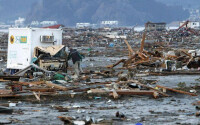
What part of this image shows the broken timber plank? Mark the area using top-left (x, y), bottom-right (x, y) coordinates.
top-left (124, 39), bottom-right (134, 57)
top-left (0, 76), bottom-right (20, 81)
top-left (0, 94), bottom-right (21, 98)
top-left (140, 31), bottom-right (146, 52)
top-left (133, 60), bottom-right (150, 65)
top-left (128, 80), bottom-right (169, 97)
top-left (25, 88), bottom-right (55, 92)
top-left (156, 85), bottom-right (197, 96)
top-left (116, 90), bottom-right (158, 98)
top-left (112, 90), bottom-right (119, 99)
top-left (33, 92), bottom-right (40, 101)
top-left (181, 50), bottom-right (192, 58)
top-left (0, 79), bottom-right (10, 82)
top-left (88, 89), bottom-right (109, 94)
top-left (106, 59), bottom-right (126, 68)
top-left (45, 81), bottom-right (68, 91)
top-left (15, 81), bottom-right (45, 86)
top-left (123, 54), bottom-right (137, 67)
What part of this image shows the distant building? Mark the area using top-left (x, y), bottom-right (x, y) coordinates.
top-left (179, 21), bottom-right (200, 29)
top-left (145, 22), bottom-right (166, 31)
top-left (31, 21), bottom-right (40, 26)
top-left (76, 23), bottom-right (91, 28)
top-left (40, 21), bottom-right (57, 27)
top-left (101, 21), bottom-right (119, 27)
top-left (76, 23), bottom-right (97, 28)
top-left (15, 17), bottom-right (25, 27)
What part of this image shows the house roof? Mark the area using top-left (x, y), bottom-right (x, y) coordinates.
top-left (42, 24), bottom-right (64, 29)
top-left (35, 45), bottom-right (65, 56)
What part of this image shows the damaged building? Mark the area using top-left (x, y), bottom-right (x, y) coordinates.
top-left (145, 22), bottom-right (166, 31)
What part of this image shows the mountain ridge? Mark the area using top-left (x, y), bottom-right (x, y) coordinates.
top-left (0, 0), bottom-right (189, 26)
top-left (26, 0), bottom-right (189, 26)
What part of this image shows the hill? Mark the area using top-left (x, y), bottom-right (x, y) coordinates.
top-left (0, 0), bottom-right (189, 26)
top-left (26, 0), bottom-right (189, 26)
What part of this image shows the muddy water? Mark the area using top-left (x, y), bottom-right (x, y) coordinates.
top-left (0, 73), bottom-right (199, 125)
top-left (0, 92), bottom-right (199, 125)
top-left (143, 75), bottom-right (200, 87)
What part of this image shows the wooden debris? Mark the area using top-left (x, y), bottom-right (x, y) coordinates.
top-left (14, 81), bottom-right (45, 86)
top-left (54, 106), bottom-right (68, 112)
top-left (25, 88), bottom-right (55, 92)
top-left (88, 89), bottom-right (109, 94)
top-left (156, 85), bottom-right (197, 96)
top-left (124, 39), bottom-right (134, 56)
top-left (123, 54), bottom-right (137, 67)
top-left (33, 92), bottom-right (40, 101)
top-left (0, 90), bottom-right (12, 95)
top-left (112, 90), bottom-right (119, 99)
top-left (58, 116), bottom-right (73, 124)
top-left (0, 79), bottom-right (10, 82)
top-left (0, 76), bottom-right (20, 81)
top-left (140, 31), bottom-right (146, 52)
top-left (106, 59), bottom-right (126, 68)
top-left (45, 81), bottom-right (68, 91)
top-left (196, 112), bottom-right (200, 117)
top-left (128, 80), bottom-right (169, 97)
top-left (153, 92), bottom-right (159, 98)
top-left (181, 50), bottom-right (192, 58)
top-left (116, 90), bottom-right (156, 98)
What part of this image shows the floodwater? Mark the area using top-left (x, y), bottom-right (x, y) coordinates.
top-left (0, 93), bottom-right (199, 124)
top-left (0, 74), bottom-right (199, 125)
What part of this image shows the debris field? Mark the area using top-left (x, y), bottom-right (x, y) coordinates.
top-left (0, 25), bottom-right (200, 125)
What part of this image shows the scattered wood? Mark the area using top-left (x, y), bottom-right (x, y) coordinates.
top-left (87, 81), bottom-right (112, 85)
top-left (16, 81), bottom-right (45, 86)
top-left (140, 31), bottom-right (146, 52)
top-left (124, 39), bottom-right (134, 57)
top-left (0, 79), bottom-right (10, 82)
top-left (88, 89), bottom-right (109, 94)
top-left (58, 116), bottom-right (73, 124)
top-left (25, 88), bottom-right (55, 92)
top-left (54, 106), bottom-right (68, 112)
top-left (123, 54), bottom-right (137, 67)
top-left (181, 50), bottom-right (192, 58)
top-left (0, 76), bottom-right (20, 81)
top-left (116, 90), bottom-right (156, 98)
top-left (0, 90), bottom-right (12, 95)
top-left (156, 85), bottom-right (197, 96)
top-left (45, 81), bottom-right (68, 91)
top-left (106, 59), bottom-right (126, 68)
top-left (112, 90), bottom-right (119, 99)
top-left (153, 92), bottom-right (159, 98)
top-left (128, 80), bottom-right (169, 97)
top-left (33, 92), bottom-right (40, 101)
top-left (0, 94), bottom-right (21, 98)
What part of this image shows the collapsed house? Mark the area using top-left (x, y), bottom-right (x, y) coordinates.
top-left (33, 45), bottom-right (67, 72)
